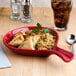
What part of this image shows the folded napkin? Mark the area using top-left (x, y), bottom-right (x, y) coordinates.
top-left (0, 45), bottom-right (11, 69)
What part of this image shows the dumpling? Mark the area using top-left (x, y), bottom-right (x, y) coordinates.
top-left (18, 35), bottom-right (40, 50)
top-left (18, 36), bottom-right (35, 50)
top-left (8, 31), bottom-right (25, 47)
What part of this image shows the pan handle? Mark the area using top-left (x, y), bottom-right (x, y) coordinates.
top-left (52, 47), bottom-right (74, 62)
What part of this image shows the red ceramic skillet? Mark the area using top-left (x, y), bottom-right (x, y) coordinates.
top-left (3, 26), bottom-right (74, 62)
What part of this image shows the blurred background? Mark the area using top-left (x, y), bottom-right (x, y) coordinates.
top-left (0, 0), bottom-right (76, 7)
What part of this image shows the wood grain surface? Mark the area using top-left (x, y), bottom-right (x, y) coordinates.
top-left (0, 7), bottom-right (76, 76)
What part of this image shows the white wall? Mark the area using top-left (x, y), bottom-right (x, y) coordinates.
top-left (33, 0), bottom-right (76, 7)
top-left (0, 0), bottom-right (76, 7)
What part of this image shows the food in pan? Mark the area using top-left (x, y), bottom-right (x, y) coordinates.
top-left (8, 23), bottom-right (56, 50)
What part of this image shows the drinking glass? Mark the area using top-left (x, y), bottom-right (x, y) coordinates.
top-left (51, 0), bottom-right (72, 31)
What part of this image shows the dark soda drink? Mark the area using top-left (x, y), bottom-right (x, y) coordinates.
top-left (51, 0), bottom-right (72, 30)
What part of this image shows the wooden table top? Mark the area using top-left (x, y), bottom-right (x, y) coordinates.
top-left (0, 7), bottom-right (76, 76)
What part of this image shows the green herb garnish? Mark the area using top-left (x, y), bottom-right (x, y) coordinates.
top-left (32, 29), bottom-right (39, 33)
top-left (32, 23), bottom-right (41, 32)
top-left (43, 27), bottom-right (52, 35)
top-left (37, 23), bottom-right (42, 28)
top-left (32, 23), bottom-right (52, 35)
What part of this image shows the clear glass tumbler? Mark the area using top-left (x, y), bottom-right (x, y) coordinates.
top-left (51, 0), bottom-right (72, 31)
